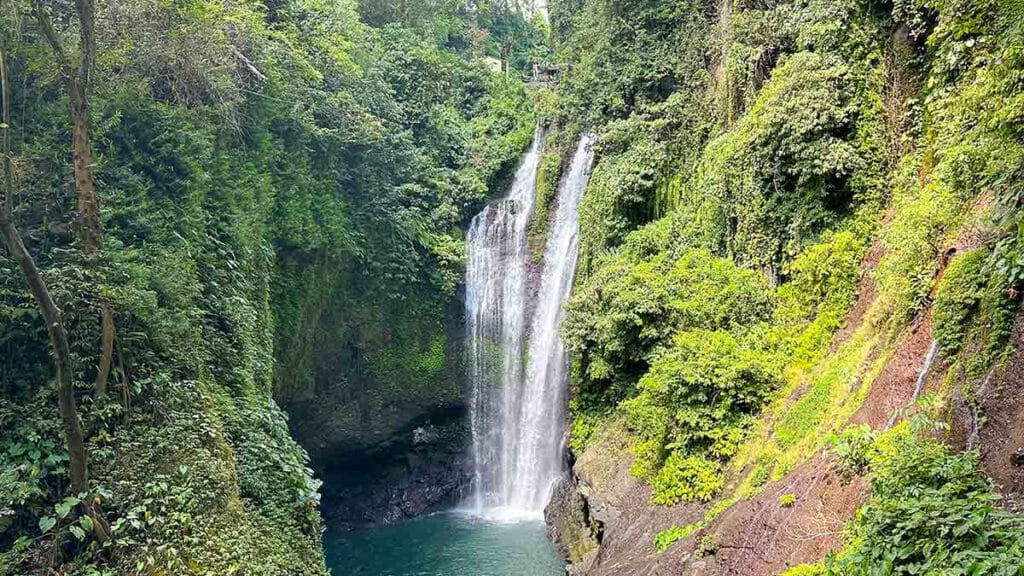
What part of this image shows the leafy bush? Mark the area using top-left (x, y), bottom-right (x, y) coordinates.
top-left (624, 329), bottom-right (778, 504)
top-left (779, 493), bottom-right (797, 507)
top-left (830, 424), bottom-right (878, 478)
top-left (0, 400), bottom-right (67, 541)
top-left (551, 0), bottom-right (711, 128)
top-left (564, 248), bottom-right (775, 407)
top-left (827, 422), bottom-right (1024, 575)
top-left (651, 453), bottom-right (724, 506)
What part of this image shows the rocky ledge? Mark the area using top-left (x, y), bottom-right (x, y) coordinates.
top-left (318, 406), bottom-right (472, 529)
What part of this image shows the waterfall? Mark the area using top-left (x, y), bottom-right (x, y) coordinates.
top-left (885, 339), bottom-right (940, 430)
top-left (466, 128), bottom-right (543, 515)
top-left (465, 133), bottom-right (595, 520)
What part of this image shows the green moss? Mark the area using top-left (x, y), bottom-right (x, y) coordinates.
top-left (934, 250), bottom-right (989, 356)
top-left (932, 248), bottom-right (1016, 374)
top-left (529, 151), bottom-right (564, 261)
top-left (654, 523), bottom-right (700, 553)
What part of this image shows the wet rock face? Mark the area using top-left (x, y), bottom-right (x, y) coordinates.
top-left (546, 474), bottom-right (602, 575)
top-left (318, 407), bottom-right (472, 528)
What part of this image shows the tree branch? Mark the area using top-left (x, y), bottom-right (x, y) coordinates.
top-left (31, 1), bottom-right (71, 78)
top-left (76, 0), bottom-right (95, 89)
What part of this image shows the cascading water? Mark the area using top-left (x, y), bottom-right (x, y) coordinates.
top-left (466, 128), bottom-right (543, 515)
top-left (465, 132), bottom-right (595, 519)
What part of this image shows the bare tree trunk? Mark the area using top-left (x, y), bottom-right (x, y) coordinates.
top-left (33, 0), bottom-right (115, 398)
top-left (96, 301), bottom-right (114, 396)
top-left (68, 78), bottom-right (101, 254)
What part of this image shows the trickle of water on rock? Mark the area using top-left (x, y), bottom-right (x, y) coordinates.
top-left (465, 133), bottom-right (595, 520)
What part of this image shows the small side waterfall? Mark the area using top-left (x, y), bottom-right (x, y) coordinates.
top-left (885, 338), bottom-right (940, 430)
top-left (465, 133), bottom-right (595, 519)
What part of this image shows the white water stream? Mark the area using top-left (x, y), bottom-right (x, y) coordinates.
top-left (465, 133), bottom-right (595, 520)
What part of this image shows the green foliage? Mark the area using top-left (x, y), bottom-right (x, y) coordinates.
top-left (529, 151), bottom-right (564, 260)
top-left (575, 90), bottom-right (714, 266)
top-left (697, 533), bottom-right (717, 557)
top-left (779, 493), bottom-right (797, 507)
top-left (568, 400), bottom-right (607, 454)
top-left (624, 329), bottom-right (778, 504)
top-left (827, 422), bottom-right (1024, 575)
top-left (554, 0), bottom-right (1024, 571)
top-left (830, 424), bottom-right (878, 478)
top-left (876, 0), bottom-right (1024, 327)
top-left (876, 175), bottom-right (964, 323)
top-left (551, 0), bottom-right (711, 128)
top-left (772, 231), bottom-right (868, 366)
top-left (0, 397), bottom-right (67, 541)
top-left (654, 522), bottom-right (699, 553)
top-left (650, 453), bottom-right (724, 506)
top-left (931, 248), bottom-right (1016, 373)
top-left (555, 0), bottom-right (887, 510)
top-left (564, 247), bottom-right (774, 407)
top-left (0, 0), bottom-right (539, 572)
top-left (934, 250), bottom-right (989, 355)
top-left (696, 51), bottom-right (882, 270)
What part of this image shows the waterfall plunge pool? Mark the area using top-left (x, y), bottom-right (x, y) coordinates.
top-left (324, 511), bottom-right (565, 576)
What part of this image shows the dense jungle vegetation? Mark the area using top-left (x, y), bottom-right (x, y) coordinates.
top-left (0, 0), bottom-right (544, 573)
top-left (553, 0), bottom-right (1024, 571)
top-left (2, 0), bottom-right (1024, 573)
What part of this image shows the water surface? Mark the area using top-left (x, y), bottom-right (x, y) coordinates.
top-left (325, 513), bottom-right (565, 576)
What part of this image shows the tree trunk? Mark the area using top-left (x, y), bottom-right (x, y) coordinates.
top-left (0, 226), bottom-right (88, 491)
top-left (68, 77), bottom-right (102, 255)
top-left (1, 49), bottom-right (88, 501)
top-left (34, 0), bottom-right (115, 397)
top-left (4, 44), bottom-right (111, 543)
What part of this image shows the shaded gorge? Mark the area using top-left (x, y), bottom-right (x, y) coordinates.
top-left (324, 132), bottom-right (594, 574)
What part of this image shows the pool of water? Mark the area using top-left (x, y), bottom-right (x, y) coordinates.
top-left (324, 512), bottom-right (566, 576)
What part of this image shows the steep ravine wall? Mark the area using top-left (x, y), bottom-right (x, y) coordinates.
top-left (543, 0), bottom-right (1024, 572)
top-left (548, 243), bottom-right (1024, 575)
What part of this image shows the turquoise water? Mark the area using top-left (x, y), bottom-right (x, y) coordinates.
top-left (324, 512), bottom-right (566, 576)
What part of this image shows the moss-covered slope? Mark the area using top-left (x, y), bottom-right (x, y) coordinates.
top-left (547, 0), bottom-right (1024, 573)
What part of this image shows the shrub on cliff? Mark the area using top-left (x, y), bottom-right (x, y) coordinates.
top-left (828, 420), bottom-right (1024, 575)
top-left (563, 247), bottom-right (775, 408)
top-left (625, 329), bottom-right (779, 504)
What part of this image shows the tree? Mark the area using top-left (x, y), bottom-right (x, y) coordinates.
top-left (32, 0), bottom-right (115, 397)
top-left (0, 48), bottom-right (107, 540)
